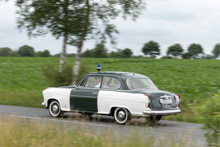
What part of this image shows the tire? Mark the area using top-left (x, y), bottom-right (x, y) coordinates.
top-left (114, 107), bottom-right (132, 124)
top-left (49, 100), bottom-right (62, 117)
top-left (146, 115), bottom-right (162, 124)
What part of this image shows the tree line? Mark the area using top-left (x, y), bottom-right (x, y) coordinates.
top-left (142, 41), bottom-right (220, 59)
top-left (80, 41), bottom-right (220, 59)
top-left (2, 41), bottom-right (220, 59)
top-left (0, 45), bottom-right (50, 57)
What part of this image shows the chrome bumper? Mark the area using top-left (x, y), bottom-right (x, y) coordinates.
top-left (143, 109), bottom-right (181, 116)
top-left (41, 102), bottom-right (45, 106)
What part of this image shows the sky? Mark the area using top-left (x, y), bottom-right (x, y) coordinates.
top-left (0, 0), bottom-right (220, 56)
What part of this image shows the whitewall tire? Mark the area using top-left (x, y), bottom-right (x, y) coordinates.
top-left (49, 100), bottom-right (62, 117)
top-left (114, 107), bottom-right (132, 124)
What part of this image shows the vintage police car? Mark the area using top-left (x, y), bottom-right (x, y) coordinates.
top-left (42, 67), bottom-right (181, 124)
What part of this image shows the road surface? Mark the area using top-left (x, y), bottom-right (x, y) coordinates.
top-left (0, 104), bottom-right (207, 146)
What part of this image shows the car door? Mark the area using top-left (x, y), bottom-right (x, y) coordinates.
top-left (70, 76), bottom-right (102, 112)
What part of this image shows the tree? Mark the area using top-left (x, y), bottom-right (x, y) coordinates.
top-left (18, 45), bottom-right (35, 57)
top-left (122, 48), bottom-right (133, 58)
top-left (167, 44), bottom-right (183, 57)
top-left (12, 0), bottom-right (145, 84)
top-left (142, 41), bottom-right (160, 56)
top-left (67, 53), bottom-right (76, 57)
top-left (69, 1), bottom-right (145, 84)
top-left (212, 43), bottom-right (220, 59)
top-left (93, 44), bottom-right (108, 58)
top-left (83, 49), bottom-right (95, 57)
top-left (110, 51), bottom-right (119, 58)
top-left (53, 53), bottom-right (60, 57)
top-left (182, 52), bottom-right (192, 59)
top-left (188, 43), bottom-right (203, 58)
top-left (42, 50), bottom-right (50, 57)
top-left (36, 50), bottom-right (50, 57)
top-left (15, 0), bottom-right (82, 71)
top-left (0, 47), bottom-right (12, 56)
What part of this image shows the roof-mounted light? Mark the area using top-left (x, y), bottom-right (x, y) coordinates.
top-left (97, 63), bottom-right (101, 72)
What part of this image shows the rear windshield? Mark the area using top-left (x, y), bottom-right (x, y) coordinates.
top-left (127, 78), bottom-right (158, 89)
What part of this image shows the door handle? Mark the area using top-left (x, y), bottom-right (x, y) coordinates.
top-left (93, 92), bottom-right (98, 95)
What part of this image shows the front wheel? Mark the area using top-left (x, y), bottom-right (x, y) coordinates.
top-left (146, 115), bottom-right (162, 124)
top-left (49, 100), bottom-right (62, 117)
top-left (114, 107), bottom-right (132, 124)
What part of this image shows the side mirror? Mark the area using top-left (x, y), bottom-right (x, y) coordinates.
top-left (71, 85), bottom-right (76, 88)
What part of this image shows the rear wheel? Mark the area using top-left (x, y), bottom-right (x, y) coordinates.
top-left (146, 115), bottom-right (162, 124)
top-left (49, 100), bottom-right (62, 117)
top-left (114, 107), bottom-right (132, 124)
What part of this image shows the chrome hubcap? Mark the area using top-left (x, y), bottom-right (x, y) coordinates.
top-left (118, 111), bottom-right (125, 120)
top-left (52, 105), bottom-right (58, 114)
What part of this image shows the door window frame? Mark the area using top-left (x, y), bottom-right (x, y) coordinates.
top-left (78, 76), bottom-right (103, 89)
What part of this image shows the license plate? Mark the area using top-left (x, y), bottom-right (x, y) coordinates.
top-left (160, 99), bottom-right (172, 104)
top-left (162, 104), bottom-right (171, 108)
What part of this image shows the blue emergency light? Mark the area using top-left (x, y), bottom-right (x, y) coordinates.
top-left (97, 63), bottom-right (101, 72)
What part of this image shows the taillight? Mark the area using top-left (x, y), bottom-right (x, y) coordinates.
top-left (175, 94), bottom-right (181, 100)
top-left (46, 87), bottom-right (49, 89)
top-left (145, 94), bottom-right (150, 108)
top-left (144, 94), bottom-right (151, 100)
top-left (175, 94), bottom-right (181, 107)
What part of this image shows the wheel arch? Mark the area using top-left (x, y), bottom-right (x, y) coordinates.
top-left (110, 106), bottom-right (132, 116)
top-left (46, 98), bottom-right (61, 109)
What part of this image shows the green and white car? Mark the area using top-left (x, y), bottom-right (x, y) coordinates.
top-left (42, 71), bottom-right (181, 124)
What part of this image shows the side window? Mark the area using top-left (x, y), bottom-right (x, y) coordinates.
top-left (102, 77), bottom-right (121, 89)
top-left (79, 76), bottom-right (102, 88)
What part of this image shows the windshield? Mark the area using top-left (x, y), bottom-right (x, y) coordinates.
top-left (127, 78), bottom-right (158, 89)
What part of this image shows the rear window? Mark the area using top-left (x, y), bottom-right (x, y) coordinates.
top-left (127, 78), bottom-right (157, 89)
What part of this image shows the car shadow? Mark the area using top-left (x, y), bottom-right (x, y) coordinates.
top-left (52, 112), bottom-right (177, 128)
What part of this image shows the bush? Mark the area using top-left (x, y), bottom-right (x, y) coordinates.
top-left (42, 65), bottom-right (72, 87)
top-left (8, 51), bottom-right (19, 57)
top-left (194, 91), bottom-right (220, 146)
top-left (42, 63), bottom-right (89, 87)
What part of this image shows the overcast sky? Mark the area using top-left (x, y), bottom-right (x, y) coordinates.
top-left (0, 0), bottom-right (220, 56)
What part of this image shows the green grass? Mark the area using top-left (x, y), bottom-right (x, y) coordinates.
top-left (0, 115), bottom-right (203, 147)
top-left (0, 57), bottom-right (220, 122)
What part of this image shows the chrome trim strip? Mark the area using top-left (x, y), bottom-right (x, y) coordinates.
top-left (70, 95), bottom-right (97, 98)
top-left (143, 109), bottom-right (181, 116)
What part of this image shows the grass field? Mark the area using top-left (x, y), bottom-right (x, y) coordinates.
top-left (0, 115), bottom-right (203, 147)
top-left (0, 57), bottom-right (220, 123)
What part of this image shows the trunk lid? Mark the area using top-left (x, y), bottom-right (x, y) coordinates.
top-left (137, 89), bottom-right (178, 110)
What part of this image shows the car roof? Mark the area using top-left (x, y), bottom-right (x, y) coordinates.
top-left (86, 71), bottom-right (149, 79)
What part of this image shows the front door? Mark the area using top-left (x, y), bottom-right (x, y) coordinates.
top-left (70, 76), bottom-right (102, 112)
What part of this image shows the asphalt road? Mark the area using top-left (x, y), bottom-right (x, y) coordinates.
top-left (0, 104), bottom-right (207, 146)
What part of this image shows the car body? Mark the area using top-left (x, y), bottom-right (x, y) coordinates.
top-left (42, 71), bottom-right (181, 124)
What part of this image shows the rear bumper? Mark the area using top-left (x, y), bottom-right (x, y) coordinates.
top-left (143, 109), bottom-right (181, 116)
